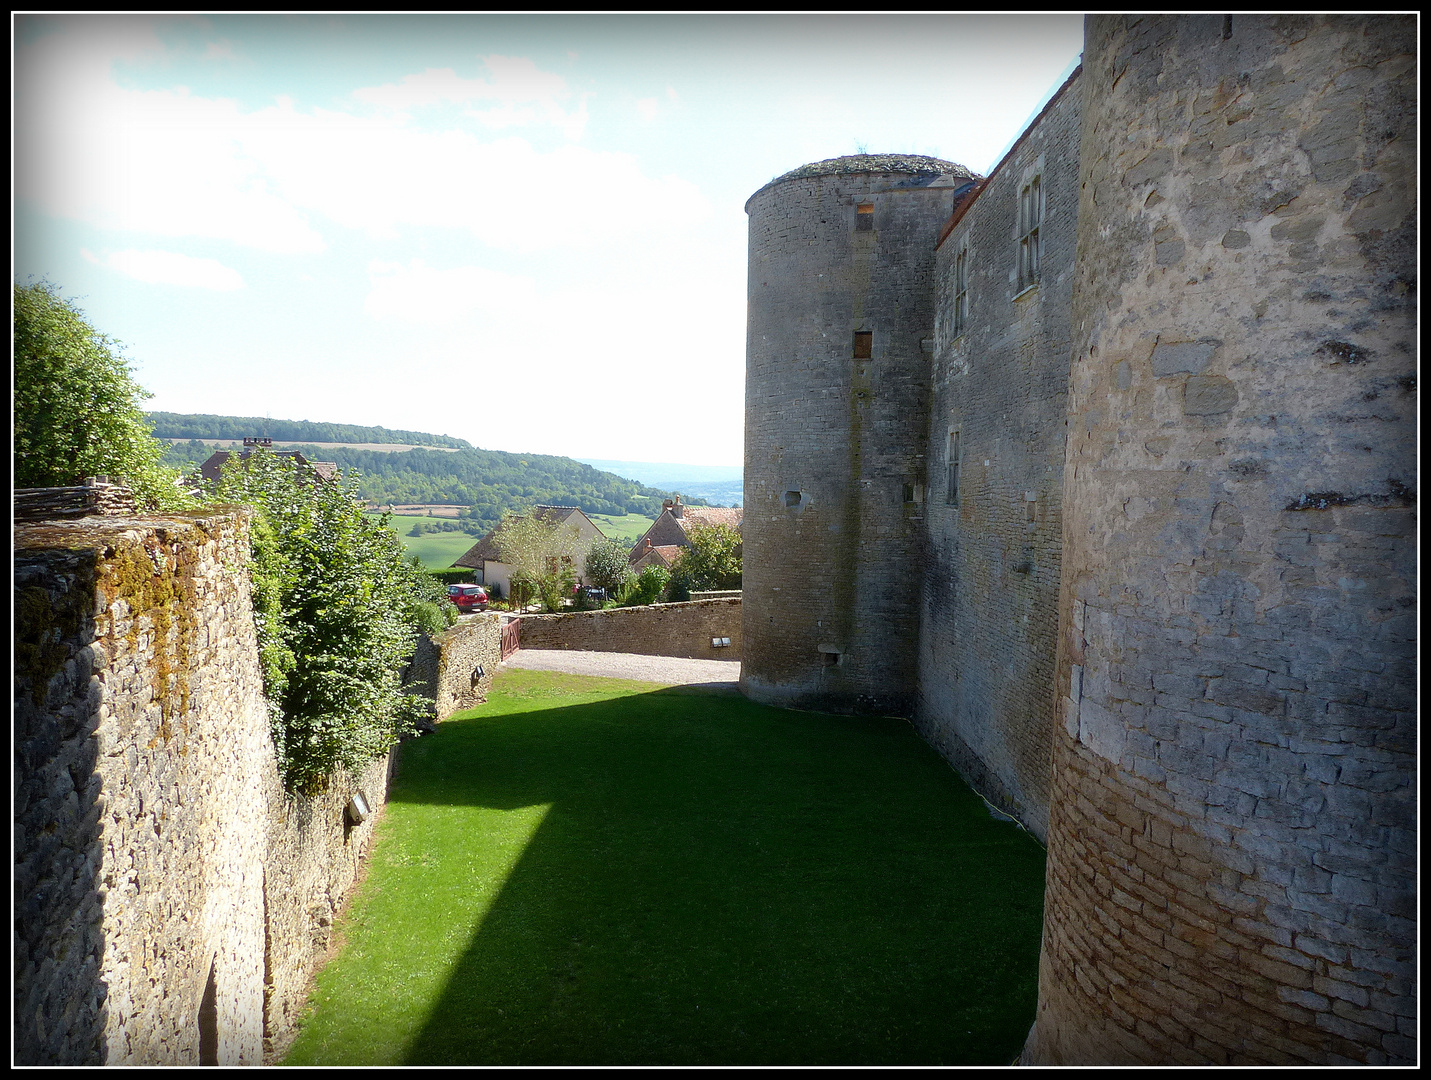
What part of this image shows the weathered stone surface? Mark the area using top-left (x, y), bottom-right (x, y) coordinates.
top-left (14, 511), bottom-right (398, 1065)
top-left (1028, 13), bottom-right (1416, 1066)
top-left (519, 598), bottom-right (741, 661)
top-left (744, 12), bottom-right (1414, 1068)
top-left (742, 157), bottom-right (974, 716)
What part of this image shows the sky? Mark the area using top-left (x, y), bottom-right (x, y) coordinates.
top-left (14, 14), bottom-right (1085, 467)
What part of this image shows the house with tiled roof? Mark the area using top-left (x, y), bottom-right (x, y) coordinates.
top-left (198, 438), bottom-right (339, 484)
top-left (628, 496), bottom-right (744, 569)
top-left (455, 505), bottom-right (605, 600)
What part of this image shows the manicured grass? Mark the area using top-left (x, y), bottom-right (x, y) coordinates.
top-left (367, 513), bottom-right (480, 569)
top-left (281, 670), bottom-right (1046, 1066)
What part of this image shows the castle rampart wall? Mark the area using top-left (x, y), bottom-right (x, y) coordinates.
top-left (15, 511), bottom-right (397, 1064)
top-left (742, 161), bottom-right (970, 715)
top-left (1027, 14), bottom-right (1416, 1065)
top-left (916, 70), bottom-right (1083, 842)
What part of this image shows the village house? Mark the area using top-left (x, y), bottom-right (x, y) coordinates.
top-left (455, 504), bottom-right (606, 599)
top-left (197, 437), bottom-right (339, 484)
top-left (629, 496), bottom-right (744, 572)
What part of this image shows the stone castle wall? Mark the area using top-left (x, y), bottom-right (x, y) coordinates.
top-left (1026, 14), bottom-right (1417, 1065)
top-left (517, 598), bottom-right (742, 660)
top-left (14, 511), bottom-right (400, 1065)
top-left (402, 613), bottom-right (504, 721)
top-left (742, 162), bottom-right (970, 716)
top-left (915, 69), bottom-right (1083, 843)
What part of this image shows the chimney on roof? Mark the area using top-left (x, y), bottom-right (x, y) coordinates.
top-left (243, 437), bottom-right (272, 448)
top-left (644, 537), bottom-right (652, 551)
top-left (671, 495), bottom-right (683, 518)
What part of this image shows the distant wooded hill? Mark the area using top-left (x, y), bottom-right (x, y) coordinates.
top-left (147, 412), bottom-right (472, 449)
top-left (158, 417), bottom-right (705, 532)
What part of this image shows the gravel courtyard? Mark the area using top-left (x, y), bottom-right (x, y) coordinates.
top-left (501, 648), bottom-right (741, 687)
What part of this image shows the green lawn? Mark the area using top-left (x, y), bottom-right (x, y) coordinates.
top-left (281, 670), bottom-right (1046, 1066)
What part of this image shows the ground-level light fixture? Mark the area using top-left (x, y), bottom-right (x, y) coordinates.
top-left (345, 790), bottom-right (371, 826)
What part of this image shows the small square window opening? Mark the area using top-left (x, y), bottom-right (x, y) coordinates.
top-left (853, 331), bottom-right (872, 359)
top-left (856, 203), bottom-right (874, 231)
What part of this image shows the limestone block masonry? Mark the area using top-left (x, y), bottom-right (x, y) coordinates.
top-left (15, 510), bottom-right (398, 1065)
top-left (516, 598), bottom-right (742, 660)
top-left (742, 155), bottom-right (977, 716)
top-left (917, 68), bottom-right (1083, 844)
top-left (1028, 15), bottom-right (1416, 1065)
top-left (402, 613), bottom-right (504, 721)
top-left (744, 13), bottom-right (1414, 1068)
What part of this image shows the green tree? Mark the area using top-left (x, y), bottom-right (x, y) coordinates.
top-left (491, 509), bottom-right (590, 613)
top-left (618, 564), bottom-right (671, 607)
top-left (14, 282), bottom-right (192, 509)
top-left (209, 448), bottom-right (446, 793)
top-left (584, 537), bottom-right (633, 598)
top-left (668, 523), bottom-right (743, 595)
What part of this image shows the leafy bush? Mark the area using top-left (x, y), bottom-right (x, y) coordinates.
top-left (14, 282), bottom-right (193, 510)
top-left (210, 448), bottom-right (443, 793)
top-left (619, 565), bottom-right (670, 607)
top-left (584, 538), bottom-right (633, 598)
top-left (668, 524), bottom-right (743, 594)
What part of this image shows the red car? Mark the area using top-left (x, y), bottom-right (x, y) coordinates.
top-left (447, 584), bottom-right (489, 612)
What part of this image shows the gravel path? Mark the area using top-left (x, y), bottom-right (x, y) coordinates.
top-left (502, 649), bottom-right (741, 688)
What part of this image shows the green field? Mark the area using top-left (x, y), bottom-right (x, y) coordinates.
top-left (368, 514), bottom-right (480, 569)
top-left (281, 670), bottom-right (1047, 1066)
top-left (370, 512), bottom-right (656, 569)
top-left (584, 512), bottom-right (655, 542)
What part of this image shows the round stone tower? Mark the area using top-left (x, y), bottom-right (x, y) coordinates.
top-left (741, 154), bottom-right (978, 715)
top-left (1026, 15), bottom-right (1416, 1065)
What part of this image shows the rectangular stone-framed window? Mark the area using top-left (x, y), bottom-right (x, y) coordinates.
top-left (855, 202), bottom-right (874, 231)
top-left (1017, 175), bottom-right (1042, 292)
top-left (946, 429), bottom-right (961, 506)
top-left (953, 240), bottom-right (970, 336)
top-left (853, 331), bottom-right (873, 359)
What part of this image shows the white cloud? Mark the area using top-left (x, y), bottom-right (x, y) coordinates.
top-left (92, 247), bottom-right (246, 290)
top-left (353, 56), bottom-right (589, 139)
top-left (16, 24), bottom-right (706, 255)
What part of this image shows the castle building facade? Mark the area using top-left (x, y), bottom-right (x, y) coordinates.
top-left (741, 14), bottom-right (1415, 1065)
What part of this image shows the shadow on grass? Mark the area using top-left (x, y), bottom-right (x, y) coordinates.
top-left (331, 675), bottom-right (1045, 1065)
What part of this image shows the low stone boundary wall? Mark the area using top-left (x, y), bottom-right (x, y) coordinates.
top-left (690, 589), bottom-right (742, 601)
top-left (402, 613), bottom-right (503, 722)
top-left (515, 597), bottom-right (741, 660)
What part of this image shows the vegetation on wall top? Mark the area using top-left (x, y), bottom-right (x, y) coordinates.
top-left (208, 448), bottom-right (451, 793)
top-left (14, 282), bottom-right (193, 510)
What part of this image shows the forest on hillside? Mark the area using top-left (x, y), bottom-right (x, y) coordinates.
top-left (163, 438), bottom-right (704, 533)
top-left (147, 411), bottom-right (472, 449)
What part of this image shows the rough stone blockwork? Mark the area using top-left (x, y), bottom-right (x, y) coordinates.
top-left (742, 158), bottom-right (974, 716)
top-left (402, 613), bottom-right (504, 721)
top-left (517, 598), bottom-right (742, 660)
top-left (1027, 15), bottom-right (1416, 1065)
top-left (916, 70), bottom-right (1083, 843)
top-left (14, 510), bottom-right (399, 1065)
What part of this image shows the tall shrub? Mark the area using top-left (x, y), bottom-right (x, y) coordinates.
top-left (210, 449), bottom-right (443, 793)
top-left (13, 281), bottom-right (191, 509)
